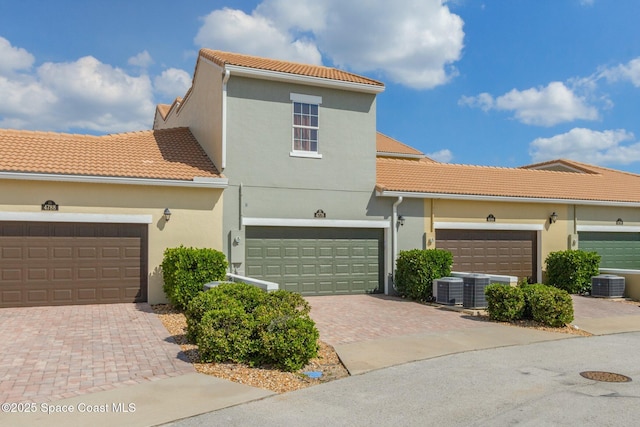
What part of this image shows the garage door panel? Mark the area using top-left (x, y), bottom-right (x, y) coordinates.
top-left (437, 229), bottom-right (536, 281)
top-left (579, 232), bottom-right (640, 269)
top-left (246, 227), bottom-right (383, 296)
top-left (0, 222), bottom-right (147, 307)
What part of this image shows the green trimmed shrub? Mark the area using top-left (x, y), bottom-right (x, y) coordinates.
top-left (161, 246), bottom-right (228, 310)
top-left (186, 283), bottom-right (319, 372)
top-left (520, 283), bottom-right (547, 320)
top-left (185, 282), bottom-right (267, 341)
top-left (528, 285), bottom-right (574, 327)
top-left (485, 284), bottom-right (526, 321)
top-left (254, 299), bottom-right (319, 371)
top-left (395, 249), bottom-right (453, 301)
top-left (545, 250), bottom-right (600, 294)
top-left (196, 301), bottom-right (256, 363)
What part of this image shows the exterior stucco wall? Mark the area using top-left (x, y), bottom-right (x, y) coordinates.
top-left (0, 179), bottom-right (223, 304)
top-left (221, 76), bottom-right (387, 274)
top-left (575, 205), bottom-right (640, 228)
top-left (154, 60), bottom-right (224, 171)
top-left (394, 198), bottom-right (426, 252)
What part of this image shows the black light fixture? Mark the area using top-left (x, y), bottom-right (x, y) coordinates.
top-left (616, 218), bottom-right (624, 225)
top-left (164, 208), bottom-right (172, 222)
top-left (549, 212), bottom-right (558, 224)
top-left (397, 215), bottom-right (405, 227)
top-left (486, 214), bottom-right (496, 222)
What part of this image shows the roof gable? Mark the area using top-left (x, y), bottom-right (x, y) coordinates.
top-left (376, 132), bottom-right (429, 160)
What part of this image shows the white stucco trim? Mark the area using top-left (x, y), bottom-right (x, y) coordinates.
top-left (577, 225), bottom-right (640, 233)
top-left (0, 172), bottom-right (228, 188)
top-left (377, 190), bottom-right (640, 207)
top-left (289, 151), bottom-right (323, 159)
top-left (225, 65), bottom-right (385, 94)
top-left (290, 93), bottom-right (322, 104)
top-left (242, 217), bottom-right (389, 228)
top-left (434, 221), bottom-right (544, 231)
top-left (0, 212), bottom-right (153, 224)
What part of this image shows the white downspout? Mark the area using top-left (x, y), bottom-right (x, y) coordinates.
top-left (221, 69), bottom-right (230, 170)
top-left (391, 196), bottom-right (403, 293)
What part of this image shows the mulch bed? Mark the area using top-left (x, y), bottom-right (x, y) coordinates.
top-left (152, 304), bottom-right (349, 393)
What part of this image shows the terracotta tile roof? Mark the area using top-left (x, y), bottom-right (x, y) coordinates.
top-left (376, 157), bottom-right (640, 203)
top-left (376, 132), bottom-right (430, 159)
top-left (199, 49), bottom-right (385, 88)
top-left (0, 127), bottom-right (221, 181)
top-left (156, 104), bottom-right (171, 121)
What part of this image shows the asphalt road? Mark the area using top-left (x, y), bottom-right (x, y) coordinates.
top-left (163, 332), bottom-right (640, 426)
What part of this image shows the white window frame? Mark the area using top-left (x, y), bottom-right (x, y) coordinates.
top-left (290, 93), bottom-right (322, 159)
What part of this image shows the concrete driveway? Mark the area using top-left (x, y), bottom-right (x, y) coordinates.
top-left (0, 303), bottom-right (194, 404)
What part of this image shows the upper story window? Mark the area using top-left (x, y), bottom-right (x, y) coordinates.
top-left (290, 93), bottom-right (322, 159)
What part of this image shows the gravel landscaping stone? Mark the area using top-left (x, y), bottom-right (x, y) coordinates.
top-left (152, 304), bottom-right (349, 393)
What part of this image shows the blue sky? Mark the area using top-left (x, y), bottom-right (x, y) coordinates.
top-left (2, 1), bottom-right (640, 172)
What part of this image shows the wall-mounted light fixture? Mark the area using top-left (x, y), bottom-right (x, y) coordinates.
top-left (397, 215), bottom-right (405, 227)
top-left (486, 214), bottom-right (496, 222)
top-left (164, 208), bottom-right (172, 222)
top-left (616, 218), bottom-right (624, 225)
top-left (549, 212), bottom-right (558, 224)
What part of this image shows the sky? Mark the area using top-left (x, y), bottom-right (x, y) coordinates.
top-left (2, 0), bottom-right (640, 172)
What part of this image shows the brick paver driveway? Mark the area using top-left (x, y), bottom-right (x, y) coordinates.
top-left (0, 303), bottom-right (193, 404)
top-left (306, 294), bottom-right (490, 346)
top-left (307, 294), bottom-right (640, 347)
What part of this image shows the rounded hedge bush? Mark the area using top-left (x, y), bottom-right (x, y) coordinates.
top-left (186, 283), bottom-right (319, 372)
top-left (485, 284), bottom-right (526, 322)
top-left (545, 250), bottom-right (600, 294)
top-left (161, 246), bottom-right (228, 310)
top-left (395, 249), bottom-right (453, 301)
top-left (185, 282), bottom-right (267, 341)
top-left (196, 301), bottom-right (256, 363)
top-left (528, 285), bottom-right (574, 327)
top-left (254, 303), bottom-right (319, 371)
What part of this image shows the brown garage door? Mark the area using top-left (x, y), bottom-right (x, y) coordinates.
top-left (436, 229), bottom-right (536, 282)
top-left (0, 222), bottom-right (147, 307)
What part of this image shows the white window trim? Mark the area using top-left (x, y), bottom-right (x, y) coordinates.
top-left (289, 151), bottom-right (323, 159)
top-left (290, 93), bottom-right (322, 104)
top-left (290, 93), bottom-right (322, 158)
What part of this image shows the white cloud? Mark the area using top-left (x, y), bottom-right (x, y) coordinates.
top-left (0, 37), bottom-right (34, 75)
top-left (599, 57), bottom-right (640, 87)
top-left (427, 149), bottom-right (453, 163)
top-left (128, 50), bottom-right (154, 68)
top-left (194, 0), bottom-right (465, 89)
top-left (529, 128), bottom-right (640, 165)
top-left (461, 82), bottom-right (599, 126)
top-left (154, 68), bottom-right (192, 99)
top-left (194, 8), bottom-right (322, 65)
top-left (0, 41), bottom-right (156, 133)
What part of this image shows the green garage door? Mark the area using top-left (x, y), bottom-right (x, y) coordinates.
top-left (579, 232), bottom-right (640, 269)
top-left (245, 227), bottom-right (383, 295)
